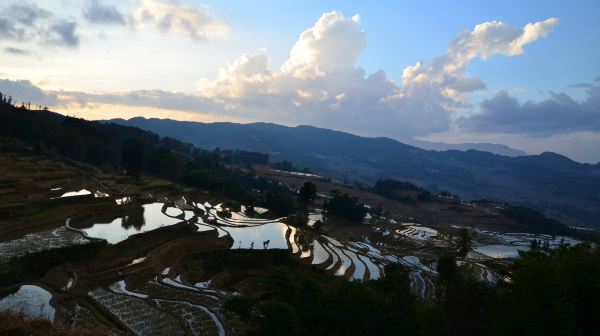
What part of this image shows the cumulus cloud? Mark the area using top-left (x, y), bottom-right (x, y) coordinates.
top-left (402, 18), bottom-right (559, 101)
top-left (196, 12), bottom-right (447, 136)
top-left (83, 1), bottom-right (126, 25)
top-left (0, 12), bottom-right (563, 140)
top-left (195, 13), bottom-right (558, 137)
top-left (458, 87), bottom-right (600, 135)
top-left (0, 3), bottom-right (79, 47)
top-left (134, 0), bottom-right (229, 40)
top-left (281, 12), bottom-right (366, 77)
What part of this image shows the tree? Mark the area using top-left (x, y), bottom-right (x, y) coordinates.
top-left (298, 181), bottom-right (317, 205)
top-left (530, 239), bottom-right (540, 250)
top-left (457, 228), bottom-right (472, 257)
top-left (437, 253), bottom-right (458, 283)
top-left (373, 203), bottom-right (384, 219)
top-left (323, 189), bottom-right (367, 222)
top-left (121, 138), bottom-right (144, 178)
top-left (263, 189), bottom-right (296, 216)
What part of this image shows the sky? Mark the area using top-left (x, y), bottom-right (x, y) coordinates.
top-left (0, 0), bottom-right (599, 163)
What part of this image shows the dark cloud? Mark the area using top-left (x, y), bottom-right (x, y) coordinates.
top-left (595, 76), bottom-right (600, 82)
top-left (0, 3), bottom-right (80, 48)
top-left (84, 1), bottom-right (125, 25)
top-left (0, 79), bottom-right (60, 106)
top-left (0, 17), bottom-right (25, 40)
top-left (3, 47), bottom-right (30, 55)
top-left (0, 78), bottom-right (220, 113)
top-left (61, 89), bottom-right (221, 113)
top-left (10, 4), bottom-right (51, 25)
top-left (47, 20), bottom-right (80, 47)
top-left (458, 87), bottom-right (600, 136)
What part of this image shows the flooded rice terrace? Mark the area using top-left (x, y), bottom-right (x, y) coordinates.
top-left (0, 189), bottom-right (587, 335)
top-left (0, 284), bottom-right (55, 321)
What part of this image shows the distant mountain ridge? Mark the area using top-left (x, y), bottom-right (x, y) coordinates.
top-left (406, 139), bottom-right (528, 157)
top-left (109, 117), bottom-right (600, 228)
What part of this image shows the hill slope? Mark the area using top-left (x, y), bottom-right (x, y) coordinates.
top-left (110, 117), bottom-right (600, 228)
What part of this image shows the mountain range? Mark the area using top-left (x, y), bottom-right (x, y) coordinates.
top-left (110, 117), bottom-right (600, 228)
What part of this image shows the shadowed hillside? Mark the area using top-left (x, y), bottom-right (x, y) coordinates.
top-left (111, 117), bottom-right (600, 228)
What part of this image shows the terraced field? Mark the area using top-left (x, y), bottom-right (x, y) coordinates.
top-left (0, 150), bottom-right (591, 335)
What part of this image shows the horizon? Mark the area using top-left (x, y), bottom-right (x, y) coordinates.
top-left (1, 0), bottom-right (599, 162)
top-left (108, 115), bottom-right (592, 163)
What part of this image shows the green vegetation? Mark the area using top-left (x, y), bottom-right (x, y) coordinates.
top-left (373, 178), bottom-right (432, 204)
top-left (226, 264), bottom-right (418, 335)
top-left (262, 189), bottom-right (296, 216)
top-left (457, 228), bottom-right (472, 257)
top-left (297, 181), bottom-right (317, 205)
top-left (0, 310), bottom-right (116, 336)
top-left (0, 242), bottom-right (106, 288)
top-left (323, 189), bottom-right (367, 222)
top-left (501, 206), bottom-right (573, 235)
top-left (225, 245), bottom-right (600, 336)
top-left (272, 160), bottom-right (310, 173)
top-left (0, 98), bottom-right (272, 202)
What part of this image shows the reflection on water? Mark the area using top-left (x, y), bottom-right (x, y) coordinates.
top-left (474, 245), bottom-right (529, 259)
top-left (223, 222), bottom-right (290, 249)
top-left (121, 204), bottom-right (145, 230)
top-left (82, 203), bottom-right (183, 244)
top-left (397, 226), bottom-right (438, 240)
top-left (0, 285), bottom-right (55, 321)
top-left (311, 240), bottom-right (329, 264)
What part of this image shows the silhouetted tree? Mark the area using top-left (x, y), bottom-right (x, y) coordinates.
top-left (457, 228), bottom-right (472, 257)
top-left (122, 138), bottom-right (144, 178)
top-left (298, 181), bottom-right (317, 205)
top-left (323, 189), bottom-right (367, 222)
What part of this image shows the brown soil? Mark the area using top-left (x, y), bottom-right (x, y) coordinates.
top-left (254, 165), bottom-right (518, 233)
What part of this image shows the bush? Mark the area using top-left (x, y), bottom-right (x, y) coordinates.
top-left (323, 190), bottom-right (367, 222)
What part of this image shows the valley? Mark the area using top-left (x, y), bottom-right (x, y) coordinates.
top-left (1, 139), bottom-right (596, 335)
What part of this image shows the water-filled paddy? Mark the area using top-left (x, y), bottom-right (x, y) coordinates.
top-left (0, 226), bottom-right (89, 262)
top-left (224, 222), bottom-right (290, 249)
top-left (474, 245), bottom-right (529, 259)
top-left (81, 203), bottom-right (184, 244)
top-left (397, 226), bottom-right (438, 240)
top-left (0, 285), bottom-right (55, 321)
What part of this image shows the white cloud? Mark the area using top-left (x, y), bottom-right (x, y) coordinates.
top-left (200, 49), bottom-right (273, 98)
top-left (402, 18), bottom-right (559, 101)
top-left (194, 13), bottom-right (558, 137)
top-left (0, 12), bottom-right (562, 141)
top-left (134, 0), bottom-right (229, 40)
top-left (195, 12), bottom-right (434, 136)
top-left (281, 12), bottom-right (366, 77)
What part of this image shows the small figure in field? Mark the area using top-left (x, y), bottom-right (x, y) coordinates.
top-left (263, 240), bottom-right (270, 249)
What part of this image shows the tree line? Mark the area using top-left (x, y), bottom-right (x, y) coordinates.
top-left (0, 98), bottom-right (271, 203)
top-left (226, 244), bottom-right (600, 336)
